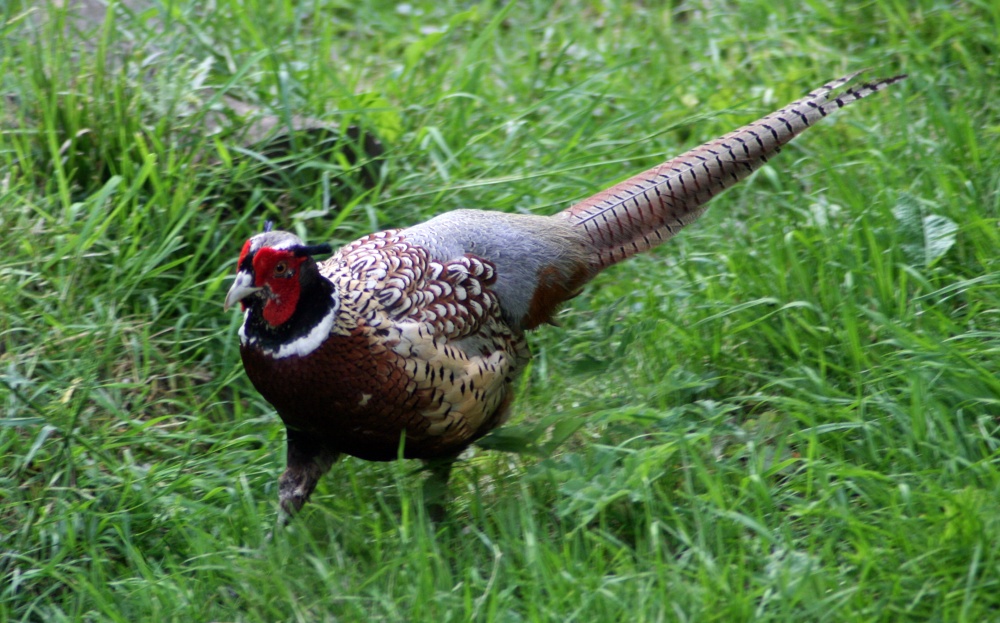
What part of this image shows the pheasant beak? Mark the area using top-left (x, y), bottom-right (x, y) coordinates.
top-left (224, 271), bottom-right (263, 311)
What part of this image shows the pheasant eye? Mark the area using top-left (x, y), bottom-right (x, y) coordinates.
top-left (274, 261), bottom-right (290, 276)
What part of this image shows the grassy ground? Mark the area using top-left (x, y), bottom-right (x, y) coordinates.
top-left (2, 0), bottom-right (999, 620)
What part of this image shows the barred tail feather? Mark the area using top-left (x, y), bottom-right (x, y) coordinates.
top-left (560, 72), bottom-right (907, 270)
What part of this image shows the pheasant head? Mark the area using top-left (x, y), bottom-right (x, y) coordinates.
top-left (225, 229), bottom-right (337, 358)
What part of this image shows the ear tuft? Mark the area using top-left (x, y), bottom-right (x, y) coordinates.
top-left (294, 243), bottom-right (333, 257)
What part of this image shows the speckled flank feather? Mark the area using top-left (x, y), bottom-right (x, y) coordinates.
top-left (560, 72), bottom-right (907, 270)
top-left (327, 231), bottom-right (527, 447)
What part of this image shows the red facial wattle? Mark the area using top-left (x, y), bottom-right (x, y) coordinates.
top-left (236, 240), bottom-right (255, 311)
top-left (251, 247), bottom-right (309, 326)
top-left (237, 239), bottom-right (253, 268)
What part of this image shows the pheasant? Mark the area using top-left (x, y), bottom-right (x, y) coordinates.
top-left (224, 72), bottom-right (905, 516)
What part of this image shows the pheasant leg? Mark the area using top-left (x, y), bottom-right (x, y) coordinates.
top-left (279, 428), bottom-right (340, 516)
top-left (421, 455), bottom-right (459, 523)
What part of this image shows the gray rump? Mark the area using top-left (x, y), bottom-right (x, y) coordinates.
top-left (401, 210), bottom-right (587, 330)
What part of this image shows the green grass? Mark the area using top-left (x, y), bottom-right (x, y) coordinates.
top-left (2, 0), bottom-right (999, 620)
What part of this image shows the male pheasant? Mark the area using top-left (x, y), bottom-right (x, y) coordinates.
top-left (225, 72), bottom-right (905, 515)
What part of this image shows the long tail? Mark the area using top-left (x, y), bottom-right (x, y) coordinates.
top-left (560, 71), bottom-right (907, 271)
